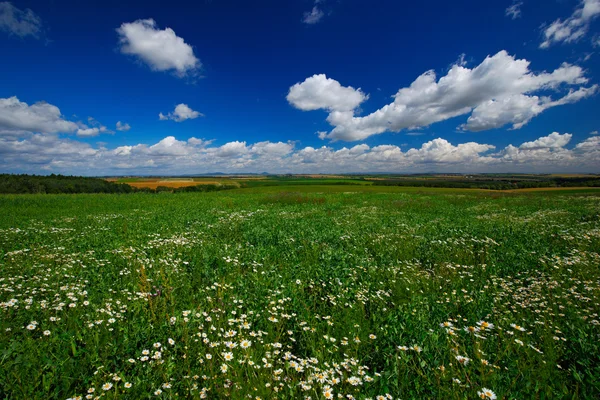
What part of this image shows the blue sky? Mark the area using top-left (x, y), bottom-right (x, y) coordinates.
top-left (1, 0), bottom-right (599, 174)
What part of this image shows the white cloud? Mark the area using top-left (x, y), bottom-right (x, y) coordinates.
top-left (591, 130), bottom-right (599, 135)
top-left (287, 74), bottom-right (368, 112)
top-left (250, 141), bottom-right (294, 157)
top-left (574, 135), bottom-right (600, 152)
top-left (77, 127), bottom-right (102, 137)
top-left (148, 136), bottom-right (193, 156)
top-left (216, 141), bottom-right (248, 157)
top-left (302, 6), bottom-right (324, 24)
top-left (404, 139), bottom-right (495, 164)
top-left (0, 96), bottom-right (116, 139)
top-left (540, 0), bottom-right (600, 48)
top-left (1, 132), bottom-right (599, 174)
top-left (463, 85), bottom-right (598, 131)
top-left (0, 96), bottom-right (78, 134)
top-left (159, 103), bottom-right (203, 122)
top-left (289, 51), bottom-right (597, 141)
top-left (519, 132), bottom-right (572, 149)
top-left (505, 1), bottom-right (523, 19)
top-left (116, 121), bottom-right (131, 131)
top-left (117, 19), bottom-right (200, 77)
top-left (0, 2), bottom-right (42, 38)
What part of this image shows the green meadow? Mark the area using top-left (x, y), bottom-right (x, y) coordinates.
top-left (1, 187), bottom-right (599, 399)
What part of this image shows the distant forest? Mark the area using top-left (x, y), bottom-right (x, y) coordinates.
top-left (371, 176), bottom-right (600, 190)
top-left (0, 174), bottom-right (136, 194)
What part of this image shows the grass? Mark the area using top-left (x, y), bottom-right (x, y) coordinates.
top-left (0, 186), bottom-right (599, 399)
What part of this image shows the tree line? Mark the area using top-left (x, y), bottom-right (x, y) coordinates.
top-left (0, 174), bottom-right (239, 194)
top-left (372, 177), bottom-right (600, 190)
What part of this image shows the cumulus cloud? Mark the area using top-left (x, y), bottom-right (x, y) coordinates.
top-left (302, 6), bottom-right (324, 24)
top-left (116, 121), bottom-right (131, 131)
top-left (2, 132), bottom-right (598, 175)
top-left (250, 141), bottom-right (294, 157)
top-left (0, 96), bottom-right (78, 134)
top-left (159, 103), bottom-right (203, 122)
top-left (540, 0), bottom-right (600, 48)
top-left (519, 132), bottom-right (572, 149)
top-left (0, 96), bottom-right (116, 139)
top-left (117, 19), bottom-right (200, 77)
top-left (77, 127), bottom-right (102, 137)
top-left (0, 2), bottom-right (42, 38)
top-left (463, 85), bottom-right (598, 131)
top-left (505, 1), bottom-right (523, 19)
top-left (288, 51), bottom-right (597, 141)
top-left (216, 141), bottom-right (248, 157)
top-left (287, 74), bottom-right (368, 112)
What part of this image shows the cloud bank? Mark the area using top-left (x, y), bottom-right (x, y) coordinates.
top-left (1, 130), bottom-right (598, 175)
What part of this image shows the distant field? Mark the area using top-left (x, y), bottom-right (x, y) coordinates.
top-left (106, 177), bottom-right (242, 189)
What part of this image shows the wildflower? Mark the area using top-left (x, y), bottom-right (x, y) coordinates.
top-left (220, 364), bottom-right (228, 373)
top-left (153, 342), bottom-right (161, 348)
top-left (369, 334), bottom-right (377, 340)
top-left (168, 338), bottom-right (175, 345)
top-left (440, 321), bottom-right (453, 328)
top-left (241, 339), bottom-right (252, 349)
top-left (455, 355), bottom-right (470, 365)
top-left (154, 389), bottom-right (162, 396)
top-left (43, 330), bottom-right (51, 336)
top-left (477, 321), bottom-right (494, 330)
top-left (411, 345), bottom-right (422, 353)
top-left (223, 352), bottom-right (234, 361)
top-left (347, 376), bottom-right (362, 386)
top-left (477, 388), bottom-right (497, 399)
top-left (162, 383), bottom-right (171, 389)
top-left (124, 382), bottom-right (132, 388)
top-left (26, 324), bottom-right (36, 330)
top-left (510, 323), bottom-right (526, 332)
top-left (398, 346), bottom-right (408, 351)
top-left (102, 383), bottom-right (113, 391)
top-left (323, 386), bottom-right (334, 399)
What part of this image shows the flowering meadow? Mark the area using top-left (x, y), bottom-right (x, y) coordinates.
top-left (1, 188), bottom-right (599, 399)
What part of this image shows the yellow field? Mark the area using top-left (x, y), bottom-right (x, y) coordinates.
top-left (106, 178), bottom-right (239, 190)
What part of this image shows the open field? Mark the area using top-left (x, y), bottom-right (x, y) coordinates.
top-left (1, 186), bottom-right (599, 399)
top-left (105, 178), bottom-right (243, 190)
